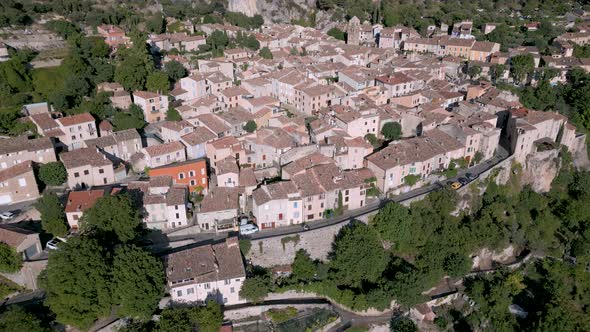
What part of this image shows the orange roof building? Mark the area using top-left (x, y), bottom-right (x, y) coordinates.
top-left (149, 159), bottom-right (208, 193)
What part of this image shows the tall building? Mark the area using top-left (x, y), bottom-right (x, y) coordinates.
top-left (347, 16), bottom-right (361, 45)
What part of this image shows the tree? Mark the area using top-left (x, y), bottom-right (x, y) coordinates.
top-left (115, 34), bottom-right (154, 91)
top-left (112, 104), bottom-right (146, 131)
top-left (0, 306), bottom-right (48, 332)
top-left (165, 107), bottom-right (182, 121)
top-left (146, 15), bottom-right (165, 33)
top-left (243, 120), bottom-right (257, 133)
top-left (468, 65), bottom-right (482, 79)
top-left (146, 71), bottom-right (170, 93)
top-left (259, 47), bottom-right (273, 59)
top-left (77, 92), bottom-right (115, 120)
top-left (206, 30), bottom-right (229, 56)
top-left (155, 302), bottom-right (223, 332)
top-left (327, 27), bottom-right (346, 41)
top-left (329, 222), bottom-right (388, 288)
top-left (41, 237), bottom-right (112, 330)
top-left (38, 161), bottom-right (67, 186)
top-left (490, 64), bottom-right (506, 82)
top-left (371, 202), bottom-right (416, 253)
top-left (291, 249), bottom-right (316, 282)
top-left (365, 133), bottom-right (379, 148)
top-left (35, 192), bottom-right (67, 237)
top-left (239, 275), bottom-right (271, 304)
top-left (390, 317), bottom-right (418, 332)
top-left (381, 122), bottom-right (402, 140)
top-left (0, 242), bottom-right (22, 273)
top-left (112, 245), bottom-right (164, 319)
top-left (510, 54), bottom-right (535, 84)
top-left (164, 60), bottom-right (187, 83)
top-left (81, 193), bottom-right (141, 243)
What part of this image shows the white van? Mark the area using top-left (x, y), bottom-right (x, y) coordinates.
top-left (239, 224), bottom-right (259, 235)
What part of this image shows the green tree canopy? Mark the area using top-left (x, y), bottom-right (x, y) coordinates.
top-left (510, 54), bottom-right (535, 84)
top-left (243, 120), bottom-right (257, 133)
top-left (0, 242), bottom-right (22, 273)
top-left (112, 245), bottom-right (164, 319)
top-left (327, 27), bottom-right (346, 41)
top-left (329, 222), bottom-right (388, 288)
top-left (35, 192), bottom-right (68, 238)
top-left (38, 161), bottom-right (67, 186)
top-left (381, 121), bottom-right (402, 140)
top-left (146, 71), bottom-right (170, 93)
top-left (154, 301), bottom-right (223, 332)
top-left (0, 306), bottom-right (49, 332)
top-left (112, 104), bottom-right (146, 131)
top-left (41, 237), bottom-right (112, 330)
top-left (165, 107), bottom-right (182, 121)
top-left (291, 249), bottom-right (316, 282)
top-left (239, 274), bottom-right (272, 304)
top-left (164, 60), bottom-right (188, 83)
top-left (259, 47), bottom-right (273, 59)
top-left (115, 34), bottom-right (154, 91)
top-left (81, 193), bottom-right (141, 243)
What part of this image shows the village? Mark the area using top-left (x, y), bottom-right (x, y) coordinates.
top-left (0, 3), bottom-right (589, 331)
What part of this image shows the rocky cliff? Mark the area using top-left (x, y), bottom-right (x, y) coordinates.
top-left (227, 0), bottom-right (326, 26)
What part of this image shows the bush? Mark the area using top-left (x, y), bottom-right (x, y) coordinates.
top-left (266, 307), bottom-right (298, 323)
top-left (403, 174), bottom-right (421, 186)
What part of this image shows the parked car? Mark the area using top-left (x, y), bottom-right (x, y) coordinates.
top-left (458, 177), bottom-right (469, 185)
top-left (465, 172), bottom-right (478, 180)
top-left (239, 224), bottom-right (259, 236)
top-left (448, 181), bottom-right (462, 190)
top-left (0, 211), bottom-right (14, 220)
top-left (46, 238), bottom-right (65, 250)
top-left (302, 223), bottom-right (311, 231)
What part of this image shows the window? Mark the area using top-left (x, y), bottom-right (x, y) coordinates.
top-left (99, 169), bottom-right (104, 174)
top-left (201, 168), bottom-right (206, 175)
top-left (230, 287), bottom-right (235, 293)
top-left (223, 297), bottom-right (228, 304)
top-left (177, 290), bottom-right (182, 297)
top-left (84, 170), bottom-right (89, 175)
top-left (307, 214), bottom-right (314, 220)
top-left (308, 205), bottom-right (312, 211)
top-left (202, 178), bottom-right (206, 184)
top-left (204, 283), bottom-right (211, 289)
top-left (278, 213), bottom-right (283, 220)
top-left (345, 197), bottom-right (349, 202)
top-left (190, 180), bottom-right (196, 186)
top-left (179, 172), bottom-right (185, 179)
top-left (176, 213), bottom-right (179, 219)
top-left (74, 172), bottom-right (80, 178)
top-left (345, 190), bottom-right (349, 195)
top-left (224, 279), bottom-right (231, 285)
top-left (189, 170), bottom-right (195, 177)
top-left (73, 215), bottom-right (79, 220)
top-left (187, 288), bottom-right (194, 295)
top-left (293, 202), bottom-right (298, 208)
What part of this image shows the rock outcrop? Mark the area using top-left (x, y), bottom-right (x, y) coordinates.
top-left (228, 0), bottom-right (258, 17)
top-left (520, 149), bottom-right (561, 193)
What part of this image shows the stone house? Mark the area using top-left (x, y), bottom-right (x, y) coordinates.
top-left (164, 237), bottom-right (245, 305)
top-left (0, 161), bottom-right (40, 205)
top-left (60, 148), bottom-right (116, 189)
